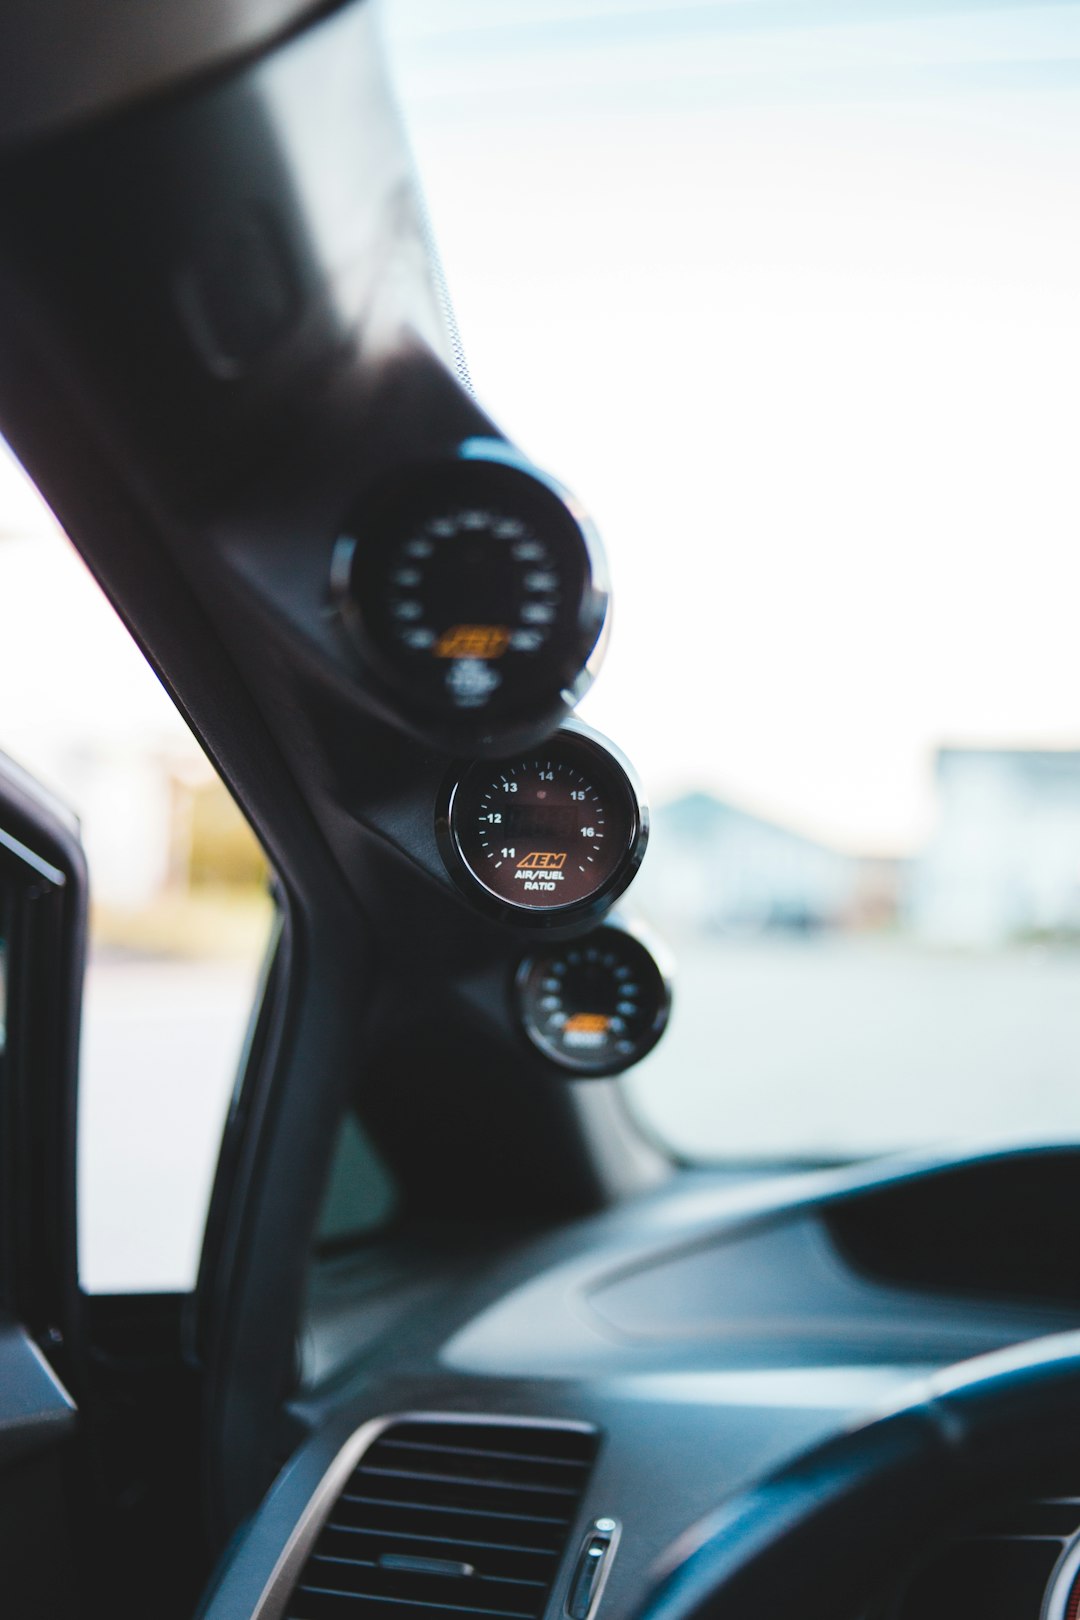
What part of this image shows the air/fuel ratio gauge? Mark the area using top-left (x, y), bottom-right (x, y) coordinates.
top-left (334, 440), bottom-right (609, 752)
top-left (439, 721), bottom-right (647, 927)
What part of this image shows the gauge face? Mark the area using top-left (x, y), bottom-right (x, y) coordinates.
top-left (516, 923), bottom-right (671, 1075)
top-left (442, 726), bottom-right (646, 922)
top-left (338, 450), bottom-right (608, 734)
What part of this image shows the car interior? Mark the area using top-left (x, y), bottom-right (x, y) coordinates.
top-left (1, 2), bottom-right (1080, 1618)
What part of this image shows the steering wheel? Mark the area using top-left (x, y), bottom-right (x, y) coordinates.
top-left (636, 1333), bottom-right (1080, 1620)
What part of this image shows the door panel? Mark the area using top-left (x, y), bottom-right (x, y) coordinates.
top-left (0, 753), bottom-right (86, 1615)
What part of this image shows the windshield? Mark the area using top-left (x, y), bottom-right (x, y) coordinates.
top-left (385, 0), bottom-right (1080, 1160)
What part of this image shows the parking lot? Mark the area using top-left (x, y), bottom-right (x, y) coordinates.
top-left (78, 936), bottom-right (1080, 1291)
top-left (625, 934), bottom-right (1080, 1161)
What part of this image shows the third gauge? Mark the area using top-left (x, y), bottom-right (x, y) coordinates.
top-left (516, 920), bottom-right (672, 1075)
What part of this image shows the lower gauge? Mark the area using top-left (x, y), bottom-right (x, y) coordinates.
top-left (515, 920), bottom-right (672, 1075)
top-left (439, 720), bottom-right (647, 927)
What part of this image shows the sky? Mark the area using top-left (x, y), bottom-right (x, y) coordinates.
top-left (2, 3), bottom-right (1080, 856)
top-left (380, 0), bottom-right (1080, 854)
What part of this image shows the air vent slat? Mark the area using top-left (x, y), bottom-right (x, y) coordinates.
top-left (889, 1485), bottom-right (1080, 1617)
top-left (286, 1419), bottom-right (600, 1620)
top-left (323, 1520), bottom-right (562, 1560)
top-left (477, 1577), bottom-right (547, 1591)
top-left (295, 1581), bottom-right (539, 1618)
top-left (967, 1498), bottom-right (1080, 1540)
top-left (307, 1555), bottom-right (548, 1610)
top-left (361, 1466), bottom-right (579, 1499)
top-left (320, 1537), bottom-right (556, 1588)
top-left (340, 1494), bottom-right (572, 1531)
top-left (380, 1440), bottom-right (591, 1472)
top-left (384, 1423), bottom-right (596, 1464)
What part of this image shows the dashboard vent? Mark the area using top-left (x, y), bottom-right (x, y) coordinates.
top-left (887, 1489), bottom-right (1080, 1618)
top-left (286, 1418), bottom-right (600, 1620)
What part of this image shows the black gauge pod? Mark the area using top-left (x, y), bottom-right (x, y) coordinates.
top-left (437, 719), bottom-right (648, 929)
top-left (332, 439), bottom-right (609, 754)
top-left (516, 916), bottom-right (672, 1076)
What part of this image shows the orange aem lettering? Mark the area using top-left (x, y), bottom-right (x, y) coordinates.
top-left (564, 1013), bottom-right (611, 1035)
top-left (434, 624), bottom-right (510, 660)
top-left (516, 851), bottom-right (568, 870)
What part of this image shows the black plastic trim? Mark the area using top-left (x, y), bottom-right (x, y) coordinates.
top-left (0, 751), bottom-right (87, 1390)
top-left (0, 0), bottom-right (349, 154)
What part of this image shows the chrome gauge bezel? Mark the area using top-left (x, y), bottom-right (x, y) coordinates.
top-left (514, 915), bottom-right (673, 1076)
top-left (436, 719), bottom-right (649, 931)
top-left (333, 440), bottom-right (610, 754)
top-left (1042, 1528), bottom-right (1080, 1620)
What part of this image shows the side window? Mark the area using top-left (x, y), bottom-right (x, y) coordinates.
top-left (0, 443), bottom-right (276, 1294)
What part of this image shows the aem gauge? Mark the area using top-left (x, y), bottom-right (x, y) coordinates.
top-left (516, 920), bottom-right (672, 1076)
top-left (334, 440), bottom-right (609, 752)
top-left (439, 722), bottom-right (647, 927)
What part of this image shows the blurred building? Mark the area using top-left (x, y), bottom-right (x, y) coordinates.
top-left (908, 747), bottom-right (1080, 946)
top-left (636, 791), bottom-right (902, 937)
top-left (0, 519), bottom-right (263, 917)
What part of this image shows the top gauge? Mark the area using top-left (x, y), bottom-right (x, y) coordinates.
top-left (333, 441), bottom-right (609, 751)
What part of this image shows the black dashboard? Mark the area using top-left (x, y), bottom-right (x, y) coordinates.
top-left (200, 1144), bottom-right (1080, 1620)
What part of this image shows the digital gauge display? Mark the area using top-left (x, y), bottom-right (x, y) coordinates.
top-left (516, 921), bottom-right (672, 1075)
top-left (336, 445), bottom-right (608, 747)
top-left (440, 723), bottom-right (647, 925)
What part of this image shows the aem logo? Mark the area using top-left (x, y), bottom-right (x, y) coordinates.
top-left (516, 851), bottom-right (567, 870)
top-left (434, 624), bottom-right (510, 660)
top-left (564, 1013), bottom-right (610, 1034)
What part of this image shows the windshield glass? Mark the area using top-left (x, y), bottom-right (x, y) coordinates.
top-left (386, 0), bottom-right (1080, 1161)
